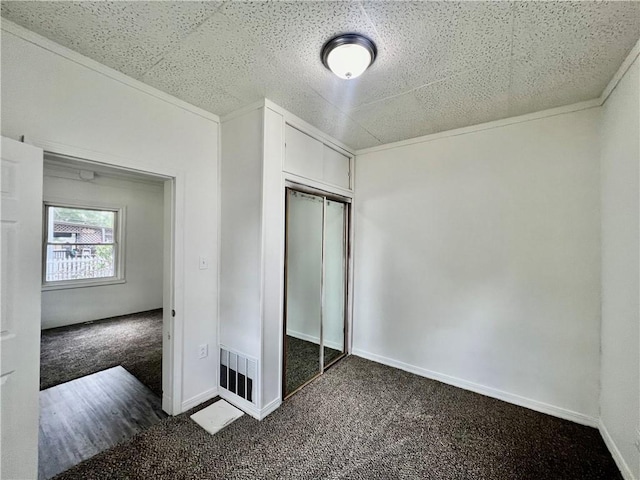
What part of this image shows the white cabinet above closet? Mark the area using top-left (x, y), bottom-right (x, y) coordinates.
top-left (322, 144), bottom-right (350, 189)
top-left (284, 124), bottom-right (351, 190)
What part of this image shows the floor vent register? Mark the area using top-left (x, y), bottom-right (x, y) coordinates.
top-left (219, 347), bottom-right (258, 406)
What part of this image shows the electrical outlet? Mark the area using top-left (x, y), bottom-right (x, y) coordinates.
top-left (198, 344), bottom-right (208, 359)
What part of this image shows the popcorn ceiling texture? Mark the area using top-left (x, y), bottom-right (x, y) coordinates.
top-left (2, 1), bottom-right (639, 149)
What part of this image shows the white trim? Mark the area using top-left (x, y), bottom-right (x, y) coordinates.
top-left (352, 349), bottom-right (599, 428)
top-left (264, 106), bottom-right (286, 408)
top-left (221, 100), bottom-right (266, 123)
top-left (283, 166), bottom-right (354, 195)
top-left (42, 278), bottom-right (126, 291)
top-left (600, 38), bottom-right (640, 105)
top-left (171, 171), bottom-right (186, 416)
top-left (29, 139), bottom-right (182, 179)
top-left (215, 120), bottom-right (223, 416)
top-left (346, 196), bottom-right (355, 355)
top-left (599, 420), bottom-right (636, 480)
top-left (259, 398), bottom-right (281, 419)
top-left (219, 389), bottom-right (261, 420)
top-left (161, 178), bottom-right (175, 415)
top-left (1, 19), bottom-right (220, 125)
top-left (181, 387), bottom-right (219, 413)
top-left (355, 99), bottom-right (601, 156)
top-left (219, 390), bottom-right (281, 420)
top-left (284, 172), bottom-right (354, 200)
top-left (258, 105), bottom-right (267, 415)
top-left (32, 139), bottom-right (185, 416)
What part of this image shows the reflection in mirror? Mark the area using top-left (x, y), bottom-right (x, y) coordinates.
top-left (284, 190), bottom-right (323, 396)
top-left (323, 200), bottom-right (346, 367)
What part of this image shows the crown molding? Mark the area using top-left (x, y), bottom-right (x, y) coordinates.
top-left (355, 99), bottom-right (601, 156)
top-left (220, 99), bottom-right (266, 123)
top-left (599, 37), bottom-right (640, 105)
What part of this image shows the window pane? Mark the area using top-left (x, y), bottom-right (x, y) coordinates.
top-left (45, 244), bottom-right (115, 282)
top-left (48, 206), bottom-right (115, 244)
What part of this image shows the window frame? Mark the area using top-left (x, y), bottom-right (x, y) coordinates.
top-left (42, 201), bottom-right (126, 290)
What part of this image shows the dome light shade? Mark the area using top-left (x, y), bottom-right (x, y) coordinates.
top-left (321, 34), bottom-right (377, 80)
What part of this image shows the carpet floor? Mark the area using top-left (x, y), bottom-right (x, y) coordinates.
top-left (54, 356), bottom-right (620, 480)
top-left (285, 335), bottom-right (341, 396)
top-left (40, 310), bottom-right (162, 397)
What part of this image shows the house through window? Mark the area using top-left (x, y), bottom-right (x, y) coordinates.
top-left (44, 204), bottom-right (122, 285)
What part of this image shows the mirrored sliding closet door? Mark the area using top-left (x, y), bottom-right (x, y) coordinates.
top-left (283, 187), bottom-right (348, 399)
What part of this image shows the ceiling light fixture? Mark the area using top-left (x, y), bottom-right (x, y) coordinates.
top-left (321, 33), bottom-right (377, 80)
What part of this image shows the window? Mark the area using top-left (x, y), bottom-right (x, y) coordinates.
top-left (43, 204), bottom-right (124, 287)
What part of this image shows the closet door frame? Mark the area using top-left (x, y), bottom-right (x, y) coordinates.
top-left (282, 182), bottom-right (351, 400)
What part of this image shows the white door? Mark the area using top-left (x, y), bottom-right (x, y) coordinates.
top-left (0, 137), bottom-right (43, 480)
top-left (162, 178), bottom-right (174, 414)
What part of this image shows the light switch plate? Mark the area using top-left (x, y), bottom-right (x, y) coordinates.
top-left (199, 256), bottom-right (208, 270)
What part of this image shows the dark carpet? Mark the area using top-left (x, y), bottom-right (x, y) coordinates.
top-left (324, 344), bottom-right (343, 366)
top-left (54, 356), bottom-right (621, 480)
top-left (285, 335), bottom-right (341, 396)
top-left (40, 310), bottom-right (162, 397)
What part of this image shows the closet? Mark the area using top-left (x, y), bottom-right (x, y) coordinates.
top-left (283, 186), bottom-right (349, 398)
top-left (219, 100), bottom-right (354, 418)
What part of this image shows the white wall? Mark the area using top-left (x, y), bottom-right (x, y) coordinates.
top-left (1, 25), bottom-right (219, 411)
top-left (600, 56), bottom-right (640, 480)
top-left (42, 167), bottom-right (164, 329)
top-left (353, 107), bottom-right (602, 423)
top-left (220, 108), bottom-right (263, 359)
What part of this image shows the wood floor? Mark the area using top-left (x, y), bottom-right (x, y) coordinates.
top-left (38, 366), bottom-right (167, 480)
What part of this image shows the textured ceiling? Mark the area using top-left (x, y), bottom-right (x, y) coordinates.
top-left (2, 1), bottom-right (639, 150)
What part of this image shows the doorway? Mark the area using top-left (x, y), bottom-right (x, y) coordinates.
top-left (283, 185), bottom-right (350, 399)
top-left (37, 154), bottom-right (175, 479)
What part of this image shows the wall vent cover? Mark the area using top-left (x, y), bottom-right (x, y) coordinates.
top-left (219, 347), bottom-right (258, 406)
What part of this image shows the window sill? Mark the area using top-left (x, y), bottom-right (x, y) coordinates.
top-left (42, 278), bottom-right (126, 291)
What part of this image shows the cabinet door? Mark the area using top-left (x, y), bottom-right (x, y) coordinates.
top-left (322, 145), bottom-right (350, 189)
top-left (284, 125), bottom-right (323, 181)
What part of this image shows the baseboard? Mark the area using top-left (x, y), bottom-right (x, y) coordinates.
top-left (218, 389), bottom-right (261, 419)
top-left (599, 420), bottom-right (636, 480)
top-left (287, 330), bottom-right (343, 351)
top-left (218, 390), bottom-right (282, 421)
top-left (259, 398), bottom-right (281, 420)
top-left (352, 349), bottom-right (598, 428)
top-left (180, 387), bottom-right (218, 413)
